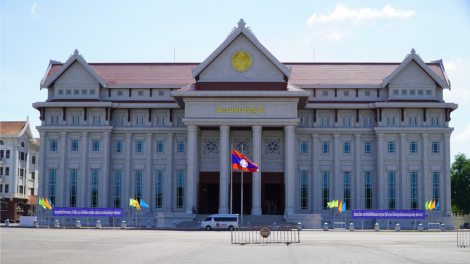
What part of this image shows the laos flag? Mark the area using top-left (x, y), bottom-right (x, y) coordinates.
top-left (232, 149), bottom-right (259, 172)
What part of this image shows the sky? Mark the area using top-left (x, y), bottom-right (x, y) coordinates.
top-left (1, 0), bottom-right (469, 161)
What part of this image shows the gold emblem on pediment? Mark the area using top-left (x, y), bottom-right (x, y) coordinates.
top-left (231, 51), bottom-right (252, 71)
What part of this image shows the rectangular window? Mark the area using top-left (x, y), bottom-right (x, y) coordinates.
top-left (114, 171), bottom-right (121, 208)
top-left (5, 184), bottom-right (9, 193)
top-left (136, 141), bottom-right (143, 153)
top-left (433, 172), bottom-right (440, 209)
top-left (156, 170), bottom-right (163, 209)
top-left (93, 115), bottom-right (101, 124)
top-left (342, 117), bottom-right (351, 126)
top-left (432, 141), bottom-right (439, 153)
top-left (21, 152), bottom-right (25, 160)
top-left (71, 139), bottom-right (79, 152)
top-left (136, 116), bottom-right (144, 126)
top-left (117, 117), bottom-right (123, 126)
top-left (431, 116), bottom-right (439, 126)
top-left (31, 172), bottom-right (35, 179)
top-left (92, 140), bottom-right (100, 152)
top-left (70, 169), bottom-right (78, 207)
top-left (177, 116), bottom-right (183, 126)
top-left (177, 141), bottom-right (185, 153)
top-left (365, 172), bottom-right (372, 209)
top-left (0, 150), bottom-right (3, 158)
top-left (50, 140), bottom-right (58, 152)
top-left (322, 172), bottom-right (329, 210)
top-left (5, 167), bottom-right (9, 175)
top-left (300, 142), bottom-right (308, 154)
top-left (32, 156), bottom-right (35, 164)
top-left (388, 171), bottom-right (396, 210)
top-left (322, 142), bottom-right (329, 154)
top-left (387, 116), bottom-right (395, 125)
top-left (300, 117), bottom-right (308, 126)
top-left (157, 116), bottom-right (165, 126)
top-left (410, 172), bottom-right (418, 210)
top-left (49, 169), bottom-right (56, 206)
top-left (51, 115), bottom-right (59, 124)
top-left (6, 150), bottom-right (10, 158)
top-left (409, 116), bottom-right (417, 125)
top-left (321, 117), bottom-right (329, 126)
top-left (364, 117), bottom-right (371, 127)
top-left (177, 171), bottom-right (185, 209)
top-left (387, 141), bottom-right (395, 154)
top-left (20, 169), bottom-right (24, 176)
top-left (115, 141), bottom-right (122, 153)
top-left (156, 141), bottom-right (164, 153)
top-left (343, 142), bottom-right (351, 154)
top-left (0, 167), bottom-right (3, 175)
top-left (0, 184), bottom-right (2, 192)
top-left (410, 141), bottom-right (417, 153)
top-left (344, 172), bottom-right (351, 210)
top-left (135, 170), bottom-right (143, 200)
top-left (364, 142), bottom-right (372, 154)
top-left (72, 115), bottom-right (80, 124)
top-left (300, 171), bottom-right (308, 210)
top-left (91, 169), bottom-right (99, 207)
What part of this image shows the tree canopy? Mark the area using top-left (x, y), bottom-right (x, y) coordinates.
top-left (451, 153), bottom-right (470, 214)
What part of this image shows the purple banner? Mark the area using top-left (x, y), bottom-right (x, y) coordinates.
top-left (352, 210), bottom-right (425, 219)
top-left (53, 208), bottom-right (123, 217)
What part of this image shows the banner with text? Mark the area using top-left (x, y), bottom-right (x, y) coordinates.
top-left (53, 208), bottom-right (123, 217)
top-left (352, 210), bottom-right (425, 219)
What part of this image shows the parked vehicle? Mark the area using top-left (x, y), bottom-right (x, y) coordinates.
top-left (459, 223), bottom-right (470, 229)
top-left (1, 218), bottom-right (14, 223)
top-left (201, 214), bottom-right (239, 231)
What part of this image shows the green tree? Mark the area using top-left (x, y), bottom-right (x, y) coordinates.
top-left (451, 153), bottom-right (470, 214)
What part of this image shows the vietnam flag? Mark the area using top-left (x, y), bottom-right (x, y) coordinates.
top-left (232, 149), bottom-right (259, 172)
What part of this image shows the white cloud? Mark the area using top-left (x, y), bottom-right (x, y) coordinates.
top-left (315, 28), bottom-right (350, 41)
top-left (380, 24), bottom-right (392, 31)
top-left (306, 4), bottom-right (415, 27)
top-left (444, 59), bottom-right (463, 71)
top-left (452, 122), bottom-right (470, 143)
top-left (305, 38), bottom-right (312, 44)
top-left (31, 3), bottom-right (39, 18)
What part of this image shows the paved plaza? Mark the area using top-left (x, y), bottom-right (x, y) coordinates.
top-left (1, 227), bottom-right (468, 264)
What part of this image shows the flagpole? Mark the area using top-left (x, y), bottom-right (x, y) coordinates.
top-left (230, 144), bottom-right (233, 215)
top-left (241, 144), bottom-right (244, 227)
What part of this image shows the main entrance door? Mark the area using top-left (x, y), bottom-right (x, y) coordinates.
top-left (230, 172), bottom-right (252, 215)
top-left (261, 172), bottom-right (285, 215)
top-left (198, 172), bottom-right (219, 214)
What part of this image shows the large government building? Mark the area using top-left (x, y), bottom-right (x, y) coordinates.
top-left (34, 19), bottom-right (457, 228)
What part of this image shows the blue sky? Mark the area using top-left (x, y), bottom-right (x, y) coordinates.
top-left (1, 0), bottom-right (469, 160)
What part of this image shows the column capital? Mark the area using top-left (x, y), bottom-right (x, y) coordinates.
top-left (333, 133), bottom-right (340, 139)
top-left (252, 125), bottom-right (262, 132)
top-left (421, 133), bottom-right (429, 139)
top-left (103, 131), bottom-right (110, 137)
top-left (311, 133), bottom-right (319, 139)
top-left (146, 133), bottom-right (153, 138)
top-left (166, 133), bottom-right (174, 139)
top-left (376, 132), bottom-right (384, 138)
top-left (399, 133), bottom-right (407, 138)
top-left (81, 132), bottom-right (89, 136)
top-left (284, 125), bottom-right (295, 133)
top-left (444, 133), bottom-right (451, 139)
top-left (125, 133), bottom-right (132, 138)
top-left (60, 131), bottom-right (68, 136)
top-left (355, 133), bottom-right (362, 139)
top-left (219, 125), bottom-right (230, 132)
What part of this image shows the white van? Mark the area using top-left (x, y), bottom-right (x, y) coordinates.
top-left (201, 214), bottom-right (239, 230)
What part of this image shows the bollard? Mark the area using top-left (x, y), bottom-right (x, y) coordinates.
top-left (349, 223), bottom-right (355, 231)
top-left (5, 219), bottom-right (9, 227)
top-left (146, 221), bottom-right (151, 229)
top-left (121, 221), bottom-right (126, 229)
top-left (76, 220), bottom-right (81, 228)
top-left (54, 220), bottom-right (60, 228)
top-left (96, 220), bottom-right (101, 229)
top-left (323, 222), bottom-right (328, 231)
top-left (395, 223), bottom-right (401, 231)
top-left (33, 219), bottom-right (38, 228)
top-left (418, 223), bottom-right (423, 232)
top-left (298, 222), bottom-right (302, 231)
top-left (171, 221), bottom-right (177, 229)
top-left (374, 223), bottom-right (380, 231)
top-left (440, 223), bottom-right (446, 232)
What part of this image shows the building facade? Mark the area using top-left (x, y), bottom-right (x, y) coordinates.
top-left (0, 118), bottom-right (40, 222)
top-left (34, 19), bottom-right (457, 228)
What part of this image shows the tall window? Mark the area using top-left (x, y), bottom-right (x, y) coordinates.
top-left (344, 172), bottom-right (351, 210)
top-left (322, 172), bottom-right (329, 210)
top-left (342, 117), bottom-right (351, 126)
top-left (156, 170), bottom-right (163, 209)
top-left (177, 116), bottom-right (183, 126)
top-left (93, 115), bottom-right (101, 124)
top-left (71, 139), bottom-right (79, 152)
top-left (92, 140), bottom-right (100, 152)
top-left (364, 142), bottom-right (372, 154)
top-left (177, 171), bottom-right (185, 209)
top-left (410, 172), bottom-right (418, 210)
top-left (431, 116), bottom-right (439, 126)
top-left (387, 141), bottom-right (395, 153)
top-left (136, 116), bottom-right (144, 126)
top-left (136, 141), bottom-right (143, 153)
top-left (70, 169), bottom-right (78, 207)
top-left (343, 142), bottom-right (351, 154)
top-left (321, 117), bottom-right (329, 126)
top-left (387, 116), bottom-right (395, 125)
top-left (410, 141), bottom-right (417, 153)
top-left (300, 142), bottom-right (308, 154)
top-left (364, 117), bottom-right (371, 127)
top-left (157, 116), bottom-right (165, 126)
top-left (115, 141), bottom-right (122, 153)
top-left (300, 171), bottom-right (308, 210)
top-left (409, 116), bottom-right (417, 125)
top-left (114, 171), bottom-right (121, 208)
top-left (51, 115), bottom-right (59, 124)
top-left (433, 172), bottom-right (440, 209)
top-left (135, 170), bottom-right (143, 201)
top-left (91, 169), bottom-right (99, 207)
top-left (72, 115), bottom-right (80, 124)
top-left (432, 142), bottom-right (439, 153)
top-left (388, 171), bottom-right (396, 210)
top-left (156, 141), bottom-right (164, 153)
top-left (300, 117), bottom-right (308, 126)
top-left (365, 172), bottom-right (372, 209)
top-left (117, 117), bottom-right (123, 126)
top-left (321, 142), bottom-right (329, 154)
top-left (49, 169), bottom-right (56, 206)
top-left (32, 156), bottom-right (36, 164)
top-left (50, 140), bottom-right (58, 151)
top-left (177, 141), bottom-right (185, 153)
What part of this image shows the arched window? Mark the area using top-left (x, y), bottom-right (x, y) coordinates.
top-left (21, 142), bottom-right (25, 147)
top-left (0, 140), bottom-right (4, 145)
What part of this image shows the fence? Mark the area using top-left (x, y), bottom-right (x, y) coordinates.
top-left (457, 229), bottom-right (470, 248)
top-left (231, 226), bottom-right (300, 245)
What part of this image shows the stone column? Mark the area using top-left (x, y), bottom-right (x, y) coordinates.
top-left (355, 134), bottom-right (362, 209)
top-left (333, 134), bottom-right (341, 203)
top-left (186, 125), bottom-right (198, 214)
top-left (25, 150), bottom-right (30, 198)
top-left (444, 133), bottom-right (452, 216)
top-left (38, 132), bottom-right (47, 200)
top-left (143, 133), bottom-right (152, 211)
top-left (400, 133), bottom-right (407, 210)
top-left (123, 133), bottom-right (132, 213)
top-left (312, 134), bottom-right (321, 213)
top-left (12, 146), bottom-right (18, 196)
top-left (376, 132), bottom-right (385, 209)
top-left (57, 132), bottom-right (67, 207)
top-left (79, 132), bottom-right (88, 207)
top-left (421, 133), bottom-right (430, 210)
top-left (164, 133), bottom-right (174, 212)
top-left (99, 132), bottom-right (110, 208)
top-left (251, 125), bottom-right (262, 215)
top-left (284, 126), bottom-right (295, 215)
top-left (219, 125), bottom-right (230, 214)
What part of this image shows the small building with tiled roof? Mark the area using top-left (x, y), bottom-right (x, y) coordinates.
top-left (33, 19), bottom-right (457, 229)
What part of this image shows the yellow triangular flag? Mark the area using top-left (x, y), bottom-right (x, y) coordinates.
top-left (334, 200), bottom-right (339, 207)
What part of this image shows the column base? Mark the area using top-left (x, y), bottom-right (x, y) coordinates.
top-left (251, 208), bottom-right (262, 215)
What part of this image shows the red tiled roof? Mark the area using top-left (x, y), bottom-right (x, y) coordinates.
top-left (35, 138), bottom-right (40, 143)
top-left (0, 121), bottom-right (26, 135)
top-left (44, 62), bottom-right (447, 87)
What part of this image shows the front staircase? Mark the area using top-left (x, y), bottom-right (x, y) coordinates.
top-left (176, 214), bottom-right (298, 228)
